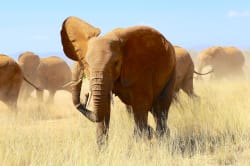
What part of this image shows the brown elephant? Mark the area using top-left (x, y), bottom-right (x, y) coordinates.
top-left (60, 16), bottom-right (176, 145)
top-left (197, 46), bottom-right (245, 79)
top-left (0, 54), bottom-right (39, 110)
top-left (174, 46), bottom-right (212, 97)
top-left (18, 52), bottom-right (72, 103)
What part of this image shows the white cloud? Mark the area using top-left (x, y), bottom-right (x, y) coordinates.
top-left (32, 35), bottom-right (49, 40)
top-left (228, 10), bottom-right (250, 17)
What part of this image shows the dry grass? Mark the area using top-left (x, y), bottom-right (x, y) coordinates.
top-left (1, 69), bottom-right (250, 165)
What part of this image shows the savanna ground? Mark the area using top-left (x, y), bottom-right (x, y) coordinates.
top-left (0, 51), bottom-right (250, 166)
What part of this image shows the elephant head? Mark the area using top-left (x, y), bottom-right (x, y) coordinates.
top-left (197, 46), bottom-right (245, 79)
top-left (197, 46), bottom-right (224, 78)
top-left (18, 51), bottom-right (40, 81)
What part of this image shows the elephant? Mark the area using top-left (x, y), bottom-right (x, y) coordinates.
top-left (174, 46), bottom-right (212, 98)
top-left (18, 52), bottom-right (72, 103)
top-left (197, 46), bottom-right (245, 79)
top-left (0, 54), bottom-right (39, 110)
top-left (60, 16), bottom-right (176, 145)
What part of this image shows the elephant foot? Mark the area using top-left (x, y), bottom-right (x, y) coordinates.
top-left (134, 125), bottom-right (154, 140)
top-left (96, 120), bottom-right (110, 149)
top-left (156, 127), bottom-right (170, 138)
top-left (96, 133), bottom-right (108, 149)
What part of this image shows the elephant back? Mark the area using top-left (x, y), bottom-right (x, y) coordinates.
top-left (0, 54), bottom-right (11, 67)
top-left (0, 54), bottom-right (19, 69)
top-left (174, 46), bottom-right (194, 82)
top-left (0, 54), bottom-right (22, 86)
top-left (174, 46), bottom-right (194, 70)
top-left (39, 56), bottom-right (72, 90)
top-left (109, 26), bottom-right (176, 94)
top-left (40, 56), bottom-right (70, 69)
top-left (174, 46), bottom-right (192, 60)
top-left (224, 47), bottom-right (245, 67)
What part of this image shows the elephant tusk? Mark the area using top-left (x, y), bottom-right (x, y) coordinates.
top-left (71, 79), bottom-right (82, 87)
top-left (62, 79), bottom-right (82, 88)
top-left (83, 93), bottom-right (89, 107)
top-left (86, 91), bottom-right (92, 107)
top-left (62, 81), bottom-right (73, 88)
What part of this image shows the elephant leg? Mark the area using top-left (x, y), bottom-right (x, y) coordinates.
top-left (19, 82), bottom-right (33, 101)
top-left (48, 90), bottom-right (56, 104)
top-left (150, 104), bottom-right (167, 137)
top-left (132, 106), bottom-right (153, 139)
top-left (152, 70), bottom-right (176, 137)
top-left (20, 90), bottom-right (30, 102)
top-left (36, 90), bottom-right (44, 102)
top-left (96, 110), bottom-right (110, 147)
top-left (182, 77), bottom-right (197, 98)
top-left (5, 82), bottom-right (21, 112)
top-left (125, 104), bottom-right (133, 115)
top-left (234, 68), bottom-right (244, 78)
top-left (6, 100), bottom-right (18, 112)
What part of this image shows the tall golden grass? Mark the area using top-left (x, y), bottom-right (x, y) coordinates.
top-left (0, 55), bottom-right (250, 165)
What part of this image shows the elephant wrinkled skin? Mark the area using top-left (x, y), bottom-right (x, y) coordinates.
top-left (197, 46), bottom-right (245, 79)
top-left (18, 52), bottom-right (72, 103)
top-left (61, 16), bottom-right (176, 145)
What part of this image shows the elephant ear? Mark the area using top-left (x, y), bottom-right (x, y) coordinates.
top-left (210, 46), bottom-right (226, 61)
top-left (61, 16), bottom-right (101, 61)
top-left (114, 26), bottom-right (170, 86)
top-left (18, 52), bottom-right (40, 69)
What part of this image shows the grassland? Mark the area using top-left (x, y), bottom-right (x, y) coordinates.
top-left (0, 55), bottom-right (250, 165)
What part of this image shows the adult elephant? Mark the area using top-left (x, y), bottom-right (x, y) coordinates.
top-left (174, 46), bottom-right (212, 97)
top-left (60, 16), bottom-right (176, 145)
top-left (18, 52), bottom-right (72, 103)
top-left (0, 54), bottom-right (39, 110)
top-left (197, 46), bottom-right (245, 79)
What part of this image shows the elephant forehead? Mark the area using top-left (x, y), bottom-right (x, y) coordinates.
top-left (86, 38), bottom-right (116, 62)
top-left (88, 37), bottom-right (114, 50)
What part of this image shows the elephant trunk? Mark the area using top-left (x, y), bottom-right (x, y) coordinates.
top-left (89, 71), bottom-right (111, 122)
top-left (71, 63), bottom-right (102, 122)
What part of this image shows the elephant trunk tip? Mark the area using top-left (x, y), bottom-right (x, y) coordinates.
top-left (76, 104), bottom-right (102, 123)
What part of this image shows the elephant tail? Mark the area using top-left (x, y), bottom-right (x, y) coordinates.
top-left (193, 69), bottom-right (213, 75)
top-left (23, 76), bottom-right (42, 91)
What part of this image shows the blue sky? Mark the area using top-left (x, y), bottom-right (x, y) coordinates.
top-left (0, 0), bottom-right (250, 60)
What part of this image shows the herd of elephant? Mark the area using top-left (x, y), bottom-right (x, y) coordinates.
top-left (0, 52), bottom-right (72, 110)
top-left (0, 16), bottom-right (245, 146)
